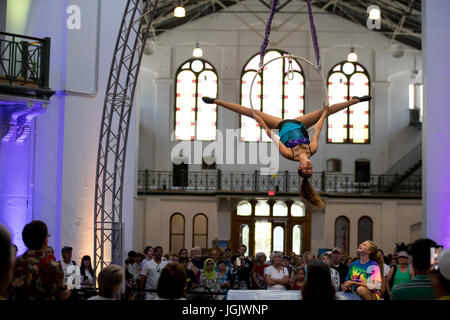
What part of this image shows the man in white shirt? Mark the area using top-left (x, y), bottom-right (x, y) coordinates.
top-left (139, 246), bottom-right (168, 300)
top-left (59, 246), bottom-right (77, 283)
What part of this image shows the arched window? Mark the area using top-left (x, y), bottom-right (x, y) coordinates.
top-left (327, 61), bottom-right (370, 143)
top-left (193, 213), bottom-right (208, 249)
top-left (170, 213), bottom-right (185, 254)
top-left (240, 49), bottom-right (305, 141)
top-left (327, 158), bottom-right (342, 173)
top-left (358, 216), bottom-right (373, 245)
top-left (232, 200), bottom-right (310, 256)
top-left (174, 59), bottom-right (218, 141)
top-left (335, 216), bottom-right (350, 254)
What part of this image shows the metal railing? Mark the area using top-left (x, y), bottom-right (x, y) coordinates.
top-left (0, 31), bottom-right (50, 88)
top-left (137, 170), bottom-right (422, 194)
top-left (385, 143), bottom-right (422, 176)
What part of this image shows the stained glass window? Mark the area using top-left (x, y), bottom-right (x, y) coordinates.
top-left (358, 216), bottom-right (373, 245)
top-left (240, 50), bottom-right (305, 141)
top-left (273, 226), bottom-right (284, 252)
top-left (193, 213), bottom-right (208, 249)
top-left (327, 61), bottom-right (370, 143)
top-left (170, 213), bottom-right (185, 254)
top-left (292, 225), bottom-right (302, 255)
top-left (335, 216), bottom-right (350, 254)
top-left (175, 59), bottom-right (218, 141)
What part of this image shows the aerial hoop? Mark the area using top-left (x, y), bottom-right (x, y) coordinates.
top-left (249, 54), bottom-right (328, 115)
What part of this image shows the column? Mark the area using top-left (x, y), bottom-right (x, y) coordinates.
top-left (422, 0), bottom-right (450, 247)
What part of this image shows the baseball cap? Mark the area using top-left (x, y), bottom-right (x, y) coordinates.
top-left (397, 251), bottom-right (409, 258)
top-left (61, 246), bottom-right (73, 253)
top-left (331, 247), bottom-right (341, 253)
top-left (438, 249), bottom-right (450, 281)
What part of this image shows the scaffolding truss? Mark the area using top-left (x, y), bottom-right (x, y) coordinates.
top-left (94, 0), bottom-right (159, 273)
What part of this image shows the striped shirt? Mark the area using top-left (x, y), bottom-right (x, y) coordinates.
top-left (390, 275), bottom-right (435, 300)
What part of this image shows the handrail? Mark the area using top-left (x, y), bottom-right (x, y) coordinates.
top-left (137, 170), bottom-right (422, 194)
top-left (385, 143), bottom-right (422, 176)
top-left (0, 31), bottom-right (47, 41)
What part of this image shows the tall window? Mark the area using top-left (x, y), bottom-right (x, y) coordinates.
top-left (233, 200), bottom-right (309, 257)
top-left (358, 216), bottom-right (373, 245)
top-left (409, 83), bottom-right (423, 122)
top-left (335, 216), bottom-right (350, 254)
top-left (327, 61), bottom-right (370, 143)
top-left (240, 50), bottom-right (305, 141)
top-left (193, 213), bottom-right (208, 249)
top-left (174, 59), bottom-right (218, 141)
top-left (170, 213), bottom-right (185, 254)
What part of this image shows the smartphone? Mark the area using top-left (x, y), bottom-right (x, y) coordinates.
top-left (236, 258), bottom-right (241, 267)
top-left (430, 246), bottom-right (443, 270)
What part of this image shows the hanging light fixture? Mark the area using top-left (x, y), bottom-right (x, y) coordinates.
top-left (368, 6), bottom-right (381, 20)
top-left (347, 47), bottom-right (358, 62)
top-left (193, 42), bottom-right (203, 57)
top-left (174, 1), bottom-right (185, 18)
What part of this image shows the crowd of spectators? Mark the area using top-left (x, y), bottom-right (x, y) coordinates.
top-left (1, 220), bottom-right (449, 301)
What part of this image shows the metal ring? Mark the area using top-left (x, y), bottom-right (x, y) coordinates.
top-left (249, 55), bottom-right (328, 115)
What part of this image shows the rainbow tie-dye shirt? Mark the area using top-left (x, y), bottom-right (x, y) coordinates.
top-left (346, 260), bottom-right (382, 300)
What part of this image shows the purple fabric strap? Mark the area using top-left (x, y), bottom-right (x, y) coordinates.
top-left (259, 0), bottom-right (279, 68)
top-left (306, 0), bottom-right (320, 69)
top-left (285, 138), bottom-right (310, 148)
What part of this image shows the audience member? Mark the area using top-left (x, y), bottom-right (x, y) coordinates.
top-left (124, 251), bottom-right (139, 300)
top-left (289, 255), bottom-right (305, 284)
top-left (198, 258), bottom-right (220, 292)
top-left (170, 254), bottom-right (180, 264)
top-left (210, 248), bottom-right (221, 265)
top-left (237, 244), bottom-right (247, 257)
top-left (179, 248), bottom-right (188, 259)
top-left (330, 247), bottom-right (348, 290)
top-left (10, 221), bottom-right (70, 300)
top-left (387, 251), bottom-right (414, 292)
top-left (264, 252), bottom-right (289, 290)
top-left (179, 256), bottom-right (197, 291)
top-left (139, 245), bottom-right (168, 300)
top-left (88, 265), bottom-right (124, 300)
top-left (429, 249), bottom-right (450, 300)
top-left (228, 254), bottom-right (252, 290)
top-left (342, 240), bottom-right (384, 300)
top-left (191, 247), bottom-right (205, 270)
top-left (217, 260), bottom-right (230, 293)
top-left (302, 261), bottom-right (336, 300)
top-left (59, 246), bottom-right (77, 283)
top-left (0, 225), bottom-right (14, 300)
top-left (345, 258), bottom-right (353, 268)
top-left (223, 248), bottom-right (233, 270)
top-left (320, 252), bottom-right (340, 292)
top-left (282, 256), bottom-right (292, 276)
top-left (252, 252), bottom-right (268, 289)
top-left (391, 238), bottom-right (437, 300)
top-left (46, 246), bottom-right (56, 260)
top-left (141, 246), bottom-right (153, 266)
top-left (80, 255), bottom-right (95, 288)
top-left (155, 262), bottom-right (186, 300)
top-left (291, 267), bottom-right (306, 290)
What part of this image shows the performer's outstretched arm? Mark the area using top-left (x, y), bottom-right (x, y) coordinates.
top-left (308, 103), bottom-right (329, 155)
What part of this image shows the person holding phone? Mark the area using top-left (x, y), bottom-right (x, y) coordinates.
top-left (429, 249), bottom-right (450, 300)
top-left (391, 239), bottom-right (437, 300)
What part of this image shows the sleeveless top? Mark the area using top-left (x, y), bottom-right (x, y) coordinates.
top-left (278, 120), bottom-right (310, 148)
top-left (393, 265), bottom-right (411, 289)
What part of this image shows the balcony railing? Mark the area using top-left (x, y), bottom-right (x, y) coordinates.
top-left (0, 32), bottom-right (50, 88)
top-left (137, 170), bottom-right (422, 195)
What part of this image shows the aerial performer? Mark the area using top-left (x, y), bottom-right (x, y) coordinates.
top-left (202, 95), bottom-right (371, 208)
top-left (202, 0), bottom-right (370, 208)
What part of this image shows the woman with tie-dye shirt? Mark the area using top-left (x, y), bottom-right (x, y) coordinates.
top-left (342, 241), bottom-right (385, 300)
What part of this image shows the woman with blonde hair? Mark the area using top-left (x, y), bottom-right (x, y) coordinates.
top-left (88, 264), bottom-right (124, 300)
top-left (202, 95), bottom-right (370, 208)
top-left (342, 240), bottom-right (385, 300)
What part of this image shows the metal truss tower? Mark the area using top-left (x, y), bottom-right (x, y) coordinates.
top-left (94, 0), bottom-right (159, 273)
